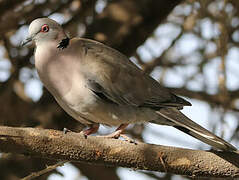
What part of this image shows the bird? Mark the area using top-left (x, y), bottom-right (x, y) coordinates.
top-left (21, 18), bottom-right (237, 151)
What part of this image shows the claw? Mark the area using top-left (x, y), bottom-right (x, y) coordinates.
top-left (63, 128), bottom-right (71, 134)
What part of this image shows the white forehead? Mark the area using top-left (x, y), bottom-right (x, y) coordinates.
top-left (28, 18), bottom-right (60, 35)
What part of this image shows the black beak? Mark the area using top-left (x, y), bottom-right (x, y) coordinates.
top-left (21, 36), bottom-right (32, 46)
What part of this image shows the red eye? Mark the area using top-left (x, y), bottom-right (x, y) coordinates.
top-left (41, 24), bottom-right (49, 33)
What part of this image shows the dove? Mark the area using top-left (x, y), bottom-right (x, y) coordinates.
top-left (22, 18), bottom-right (237, 151)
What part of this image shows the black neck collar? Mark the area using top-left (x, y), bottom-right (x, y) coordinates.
top-left (57, 37), bottom-right (70, 49)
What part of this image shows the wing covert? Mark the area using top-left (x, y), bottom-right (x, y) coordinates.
top-left (77, 38), bottom-right (191, 108)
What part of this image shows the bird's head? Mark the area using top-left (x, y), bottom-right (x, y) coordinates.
top-left (21, 18), bottom-right (67, 47)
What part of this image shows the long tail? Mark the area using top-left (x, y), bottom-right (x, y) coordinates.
top-left (155, 107), bottom-right (237, 151)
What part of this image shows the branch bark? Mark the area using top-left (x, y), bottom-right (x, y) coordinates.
top-left (0, 126), bottom-right (239, 178)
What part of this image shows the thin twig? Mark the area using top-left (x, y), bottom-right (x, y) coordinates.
top-left (21, 161), bottom-right (69, 180)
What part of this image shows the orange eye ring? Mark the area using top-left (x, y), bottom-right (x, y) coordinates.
top-left (41, 24), bottom-right (49, 33)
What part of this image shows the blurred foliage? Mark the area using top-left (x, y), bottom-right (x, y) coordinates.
top-left (0, 0), bottom-right (239, 179)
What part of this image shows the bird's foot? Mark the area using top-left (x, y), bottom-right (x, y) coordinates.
top-left (96, 123), bottom-right (137, 144)
top-left (97, 133), bottom-right (137, 144)
top-left (119, 134), bottom-right (137, 144)
top-left (81, 124), bottom-right (99, 139)
top-left (100, 123), bottom-right (128, 138)
top-left (97, 130), bottom-right (122, 139)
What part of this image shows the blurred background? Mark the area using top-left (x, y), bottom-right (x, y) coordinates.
top-left (0, 0), bottom-right (239, 179)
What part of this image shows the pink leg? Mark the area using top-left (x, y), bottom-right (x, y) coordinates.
top-left (100, 124), bottom-right (129, 139)
top-left (83, 123), bottom-right (136, 143)
top-left (83, 124), bottom-right (99, 136)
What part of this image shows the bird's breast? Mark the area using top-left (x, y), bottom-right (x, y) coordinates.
top-left (35, 45), bottom-right (72, 96)
top-left (35, 44), bottom-right (97, 115)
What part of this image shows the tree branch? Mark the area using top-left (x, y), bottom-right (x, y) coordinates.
top-left (168, 87), bottom-right (239, 111)
top-left (0, 126), bottom-right (239, 178)
top-left (21, 160), bottom-right (67, 180)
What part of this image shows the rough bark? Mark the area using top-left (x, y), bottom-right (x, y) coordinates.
top-left (0, 126), bottom-right (238, 178)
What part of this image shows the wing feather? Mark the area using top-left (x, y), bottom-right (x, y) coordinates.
top-left (76, 38), bottom-right (191, 108)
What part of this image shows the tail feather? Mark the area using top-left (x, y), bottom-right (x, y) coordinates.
top-left (156, 108), bottom-right (237, 151)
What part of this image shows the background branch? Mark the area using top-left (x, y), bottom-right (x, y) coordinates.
top-left (0, 126), bottom-right (239, 179)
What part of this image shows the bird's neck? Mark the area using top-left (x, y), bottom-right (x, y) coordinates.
top-left (57, 37), bottom-right (70, 49)
top-left (35, 30), bottom-right (69, 48)
top-left (56, 31), bottom-right (69, 48)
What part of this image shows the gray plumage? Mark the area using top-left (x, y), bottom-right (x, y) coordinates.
top-left (22, 18), bottom-right (237, 151)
